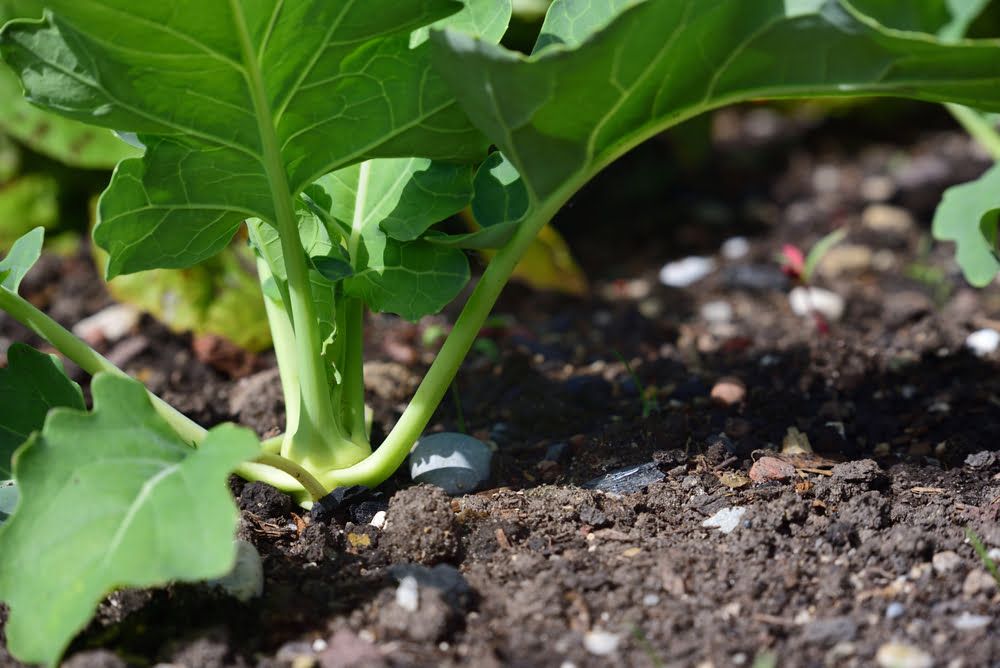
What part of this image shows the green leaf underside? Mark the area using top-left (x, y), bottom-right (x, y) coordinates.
top-left (0, 0), bottom-right (493, 277)
top-left (431, 0), bottom-right (1000, 202)
top-left (0, 343), bottom-right (84, 478)
top-left (0, 64), bottom-right (140, 168)
top-left (0, 225), bottom-right (42, 291)
top-left (932, 163), bottom-right (1000, 286)
top-left (0, 373), bottom-right (258, 666)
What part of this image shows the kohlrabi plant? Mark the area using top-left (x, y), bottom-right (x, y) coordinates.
top-left (1, 0), bottom-right (999, 663)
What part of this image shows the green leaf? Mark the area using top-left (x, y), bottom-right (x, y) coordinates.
top-left (0, 343), bottom-right (84, 478)
top-left (0, 172), bottom-right (59, 249)
top-left (311, 163), bottom-right (472, 321)
top-left (431, 0), bottom-right (1000, 203)
top-left (0, 225), bottom-right (42, 291)
top-left (311, 255), bottom-right (354, 283)
top-left (0, 373), bottom-right (258, 666)
top-left (0, 65), bottom-right (140, 169)
top-left (95, 242), bottom-right (273, 352)
top-left (932, 163), bottom-right (1000, 286)
top-left (849, 0), bottom-right (990, 41)
top-left (422, 152), bottom-right (527, 249)
top-left (804, 227), bottom-right (848, 281)
top-left (0, 0), bottom-right (495, 277)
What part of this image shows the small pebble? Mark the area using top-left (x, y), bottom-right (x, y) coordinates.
top-left (965, 328), bottom-right (1000, 357)
top-left (395, 575), bottom-right (419, 613)
top-left (749, 456), bottom-right (796, 483)
top-left (817, 244), bottom-right (872, 278)
top-left (409, 432), bottom-right (492, 495)
top-left (72, 304), bottom-right (141, 345)
top-left (710, 377), bottom-right (745, 405)
top-left (952, 612), bottom-right (991, 631)
top-left (583, 629), bottom-right (620, 656)
top-left (721, 236), bottom-right (750, 259)
top-left (860, 175), bottom-right (896, 202)
top-left (701, 506), bottom-right (747, 534)
top-left (965, 451), bottom-right (997, 469)
top-left (659, 256), bottom-right (715, 287)
top-left (700, 300), bottom-right (733, 323)
top-left (789, 286), bottom-right (845, 322)
top-left (862, 204), bottom-right (914, 235)
top-left (963, 569), bottom-right (998, 597)
top-left (885, 602), bottom-right (905, 619)
top-left (875, 642), bottom-right (932, 668)
top-left (931, 550), bottom-right (962, 574)
top-left (642, 593), bottom-right (660, 607)
top-left (369, 510), bottom-right (387, 529)
top-left (583, 462), bottom-right (665, 496)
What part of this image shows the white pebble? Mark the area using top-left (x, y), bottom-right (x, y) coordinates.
top-left (721, 236), bottom-right (750, 259)
top-left (952, 612), bottom-right (992, 631)
top-left (885, 602), bottom-right (905, 619)
top-left (395, 575), bottom-right (419, 612)
top-left (659, 256), bottom-right (715, 288)
top-left (700, 300), bottom-right (733, 323)
top-left (583, 629), bottom-right (620, 656)
top-left (369, 510), bottom-right (387, 529)
top-left (72, 304), bottom-right (140, 345)
top-left (965, 328), bottom-right (1000, 357)
top-left (875, 642), bottom-right (933, 668)
top-left (642, 593), bottom-right (661, 607)
top-left (701, 506), bottom-right (747, 535)
top-left (788, 286), bottom-right (845, 322)
top-left (988, 548), bottom-right (1000, 561)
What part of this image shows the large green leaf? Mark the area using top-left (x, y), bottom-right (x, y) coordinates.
top-left (292, 0), bottom-right (512, 321)
top-left (0, 343), bottom-right (84, 478)
top-left (0, 373), bottom-right (259, 666)
top-left (932, 164), bottom-right (1000, 286)
top-left (0, 1), bottom-right (138, 168)
top-left (430, 0), bottom-right (1000, 203)
top-left (0, 0), bottom-right (493, 278)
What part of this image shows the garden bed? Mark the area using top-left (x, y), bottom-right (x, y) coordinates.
top-left (2, 105), bottom-right (999, 668)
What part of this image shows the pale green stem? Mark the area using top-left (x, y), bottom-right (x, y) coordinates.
top-left (232, 2), bottom-right (356, 471)
top-left (341, 297), bottom-right (367, 445)
top-left (256, 256), bottom-right (301, 444)
top-left (0, 285), bottom-right (309, 492)
top-left (254, 453), bottom-right (327, 500)
top-left (947, 103), bottom-right (1000, 162)
top-left (0, 285), bottom-right (205, 443)
top-left (317, 192), bottom-right (569, 490)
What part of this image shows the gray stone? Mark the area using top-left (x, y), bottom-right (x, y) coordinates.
top-left (409, 432), bottom-right (492, 495)
top-left (583, 462), bottom-right (665, 496)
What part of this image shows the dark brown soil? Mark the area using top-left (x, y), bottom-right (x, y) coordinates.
top-left (2, 103), bottom-right (999, 667)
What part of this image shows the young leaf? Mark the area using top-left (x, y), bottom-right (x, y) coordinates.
top-left (0, 224), bottom-right (42, 291)
top-left (932, 164), bottom-right (1000, 286)
top-left (0, 343), bottom-right (84, 478)
top-left (310, 161), bottom-right (473, 321)
top-left (0, 1), bottom-right (492, 277)
top-left (0, 373), bottom-right (259, 666)
top-left (431, 0), bottom-right (1000, 203)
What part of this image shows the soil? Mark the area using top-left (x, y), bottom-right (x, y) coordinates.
top-left (2, 102), bottom-right (1000, 668)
